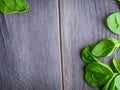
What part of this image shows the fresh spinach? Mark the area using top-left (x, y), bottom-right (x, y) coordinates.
top-left (81, 1), bottom-right (120, 90)
top-left (109, 79), bottom-right (116, 90)
top-left (107, 13), bottom-right (120, 35)
top-left (0, 0), bottom-right (30, 14)
top-left (115, 75), bottom-right (120, 89)
top-left (112, 58), bottom-right (120, 73)
top-left (84, 62), bottom-right (113, 87)
top-left (102, 73), bottom-right (118, 90)
top-left (92, 38), bottom-right (120, 57)
top-left (81, 38), bottom-right (120, 89)
top-left (81, 45), bottom-right (99, 64)
top-left (108, 74), bottom-right (120, 90)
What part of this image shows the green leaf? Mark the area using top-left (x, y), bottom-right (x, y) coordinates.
top-left (109, 79), bottom-right (116, 90)
top-left (102, 73), bottom-right (118, 90)
top-left (106, 38), bottom-right (120, 53)
top-left (0, 0), bottom-right (16, 14)
top-left (107, 13), bottom-right (120, 35)
top-left (109, 74), bottom-right (120, 90)
top-left (4, 0), bottom-right (29, 13)
top-left (112, 58), bottom-right (120, 73)
top-left (0, 0), bottom-right (30, 14)
top-left (92, 38), bottom-right (120, 57)
top-left (81, 45), bottom-right (99, 64)
top-left (115, 75), bottom-right (120, 90)
top-left (84, 62), bottom-right (113, 87)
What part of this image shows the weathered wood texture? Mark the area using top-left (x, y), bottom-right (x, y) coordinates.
top-left (0, 0), bottom-right (61, 90)
top-left (60, 0), bottom-right (120, 90)
top-left (1, 0), bottom-right (120, 90)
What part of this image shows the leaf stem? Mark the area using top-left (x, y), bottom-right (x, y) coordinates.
top-left (115, 42), bottom-right (120, 47)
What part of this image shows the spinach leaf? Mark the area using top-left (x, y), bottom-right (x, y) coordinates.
top-left (106, 38), bottom-right (120, 53)
top-left (115, 75), bottom-right (120, 90)
top-left (107, 13), bottom-right (120, 35)
top-left (109, 74), bottom-right (120, 90)
top-left (112, 58), bottom-right (120, 73)
top-left (0, 0), bottom-right (30, 14)
top-left (85, 62), bottom-right (113, 87)
top-left (109, 79), bottom-right (116, 90)
top-left (81, 45), bottom-right (99, 64)
top-left (4, 0), bottom-right (29, 13)
top-left (92, 38), bottom-right (120, 57)
top-left (0, 0), bottom-right (15, 14)
top-left (102, 73), bottom-right (118, 90)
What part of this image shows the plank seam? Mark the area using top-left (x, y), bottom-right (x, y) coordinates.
top-left (57, 0), bottom-right (64, 90)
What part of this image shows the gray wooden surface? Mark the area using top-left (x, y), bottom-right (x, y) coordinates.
top-left (0, 0), bottom-right (120, 90)
top-left (60, 0), bottom-right (120, 90)
top-left (0, 0), bottom-right (61, 90)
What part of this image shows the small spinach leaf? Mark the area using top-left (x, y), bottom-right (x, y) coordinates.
top-left (92, 38), bottom-right (120, 57)
top-left (107, 13), bottom-right (120, 35)
top-left (81, 45), bottom-right (99, 64)
top-left (85, 62), bottom-right (113, 87)
top-left (112, 58), bottom-right (120, 73)
top-left (0, 0), bottom-right (30, 14)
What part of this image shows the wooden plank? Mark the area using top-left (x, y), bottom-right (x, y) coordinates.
top-left (60, 0), bottom-right (120, 90)
top-left (0, 0), bottom-right (61, 90)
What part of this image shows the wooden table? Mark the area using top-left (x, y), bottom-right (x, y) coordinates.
top-left (0, 0), bottom-right (119, 90)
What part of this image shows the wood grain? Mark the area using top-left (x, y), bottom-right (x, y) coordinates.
top-left (60, 0), bottom-right (120, 90)
top-left (0, 0), bottom-right (61, 90)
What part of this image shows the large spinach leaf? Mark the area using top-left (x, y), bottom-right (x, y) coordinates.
top-left (85, 62), bottom-right (113, 87)
top-left (92, 38), bottom-right (120, 57)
